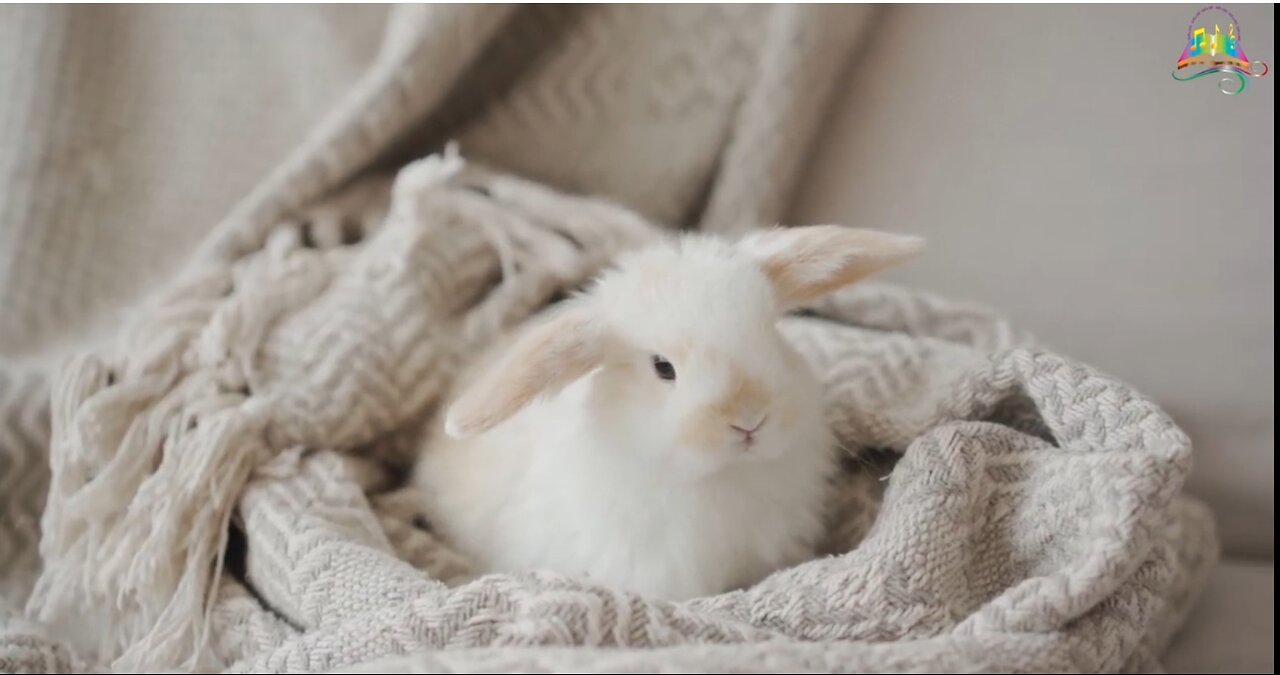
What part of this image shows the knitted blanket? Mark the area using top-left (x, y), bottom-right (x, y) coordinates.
top-left (0, 5), bottom-right (1215, 674)
top-left (1, 1), bottom-right (864, 618)
top-left (2, 152), bottom-right (1217, 673)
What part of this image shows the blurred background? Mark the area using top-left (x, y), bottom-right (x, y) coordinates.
top-left (0, 5), bottom-right (1273, 672)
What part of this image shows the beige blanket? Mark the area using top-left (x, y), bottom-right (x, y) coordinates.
top-left (1, 1), bottom-right (861, 609)
top-left (0, 5), bottom-right (1214, 674)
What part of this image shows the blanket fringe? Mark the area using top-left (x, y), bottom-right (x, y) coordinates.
top-left (24, 150), bottom-right (658, 672)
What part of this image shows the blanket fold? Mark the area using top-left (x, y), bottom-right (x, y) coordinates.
top-left (3, 150), bottom-right (1219, 674)
top-left (0, 6), bottom-right (1216, 674)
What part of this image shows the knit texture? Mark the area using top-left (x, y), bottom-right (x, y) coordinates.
top-left (0, 5), bottom-right (1215, 674)
top-left (3, 151), bottom-right (1217, 673)
top-left (0, 2), bottom-right (862, 620)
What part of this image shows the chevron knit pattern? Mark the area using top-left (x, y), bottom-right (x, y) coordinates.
top-left (2, 149), bottom-right (1218, 673)
top-left (0, 5), bottom-right (1215, 674)
top-left (1, 2), bottom-right (861, 616)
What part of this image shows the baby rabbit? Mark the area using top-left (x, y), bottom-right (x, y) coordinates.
top-left (414, 225), bottom-right (925, 600)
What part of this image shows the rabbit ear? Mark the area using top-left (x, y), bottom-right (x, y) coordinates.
top-left (445, 306), bottom-right (605, 439)
top-left (739, 225), bottom-right (926, 310)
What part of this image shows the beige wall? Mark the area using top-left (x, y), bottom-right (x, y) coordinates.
top-left (794, 4), bottom-right (1274, 557)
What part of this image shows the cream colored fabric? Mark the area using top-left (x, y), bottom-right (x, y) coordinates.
top-left (0, 3), bottom-right (864, 612)
top-left (0, 4), bottom-right (1221, 674)
top-left (1162, 560), bottom-right (1274, 674)
top-left (0, 1), bottom-right (387, 612)
top-left (0, 5), bottom-right (389, 357)
top-left (8, 153), bottom-right (1217, 673)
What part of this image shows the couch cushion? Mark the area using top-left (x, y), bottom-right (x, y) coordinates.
top-left (1163, 560), bottom-right (1274, 673)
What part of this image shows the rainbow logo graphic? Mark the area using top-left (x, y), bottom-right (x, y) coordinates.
top-left (1173, 6), bottom-right (1269, 95)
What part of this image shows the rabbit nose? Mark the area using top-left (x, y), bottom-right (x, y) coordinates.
top-left (730, 413), bottom-right (768, 436)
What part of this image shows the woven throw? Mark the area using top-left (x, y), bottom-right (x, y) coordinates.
top-left (0, 1), bottom-right (865, 618)
top-left (1, 150), bottom-right (1217, 674)
top-left (0, 4), bottom-right (1216, 673)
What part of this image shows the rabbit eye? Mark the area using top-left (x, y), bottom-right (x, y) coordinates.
top-left (651, 355), bottom-right (676, 381)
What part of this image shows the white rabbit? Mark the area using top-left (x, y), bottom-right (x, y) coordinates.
top-left (414, 225), bottom-right (925, 600)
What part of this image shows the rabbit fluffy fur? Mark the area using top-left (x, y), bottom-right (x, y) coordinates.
top-left (414, 225), bottom-right (924, 600)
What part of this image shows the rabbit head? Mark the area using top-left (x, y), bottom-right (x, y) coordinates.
top-left (444, 225), bottom-right (925, 479)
